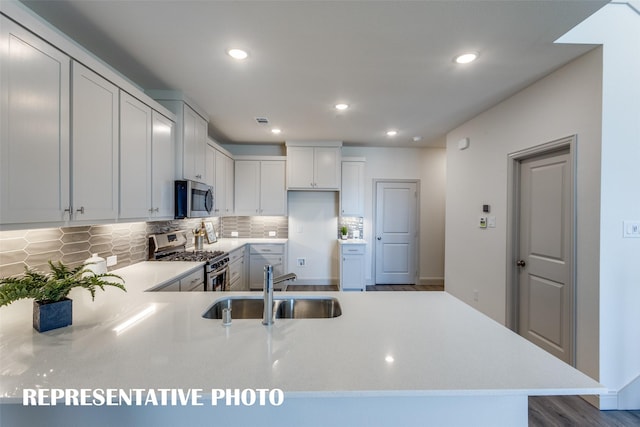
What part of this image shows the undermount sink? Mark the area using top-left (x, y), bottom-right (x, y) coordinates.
top-left (202, 296), bottom-right (342, 320)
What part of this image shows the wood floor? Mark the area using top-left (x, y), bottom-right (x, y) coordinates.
top-left (529, 396), bottom-right (640, 426)
top-left (286, 282), bottom-right (640, 425)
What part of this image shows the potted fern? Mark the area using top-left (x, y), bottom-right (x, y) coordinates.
top-left (0, 261), bottom-right (125, 332)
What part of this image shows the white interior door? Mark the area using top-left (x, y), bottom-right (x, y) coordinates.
top-left (375, 181), bottom-right (418, 284)
top-left (517, 148), bottom-right (573, 363)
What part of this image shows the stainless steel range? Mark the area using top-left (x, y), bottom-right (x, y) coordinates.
top-left (149, 231), bottom-right (229, 291)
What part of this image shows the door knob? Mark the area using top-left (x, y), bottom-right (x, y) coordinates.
top-left (377, 237), bottom-right (382, 240)
top-left (516, 260), bottom-right (526, 267)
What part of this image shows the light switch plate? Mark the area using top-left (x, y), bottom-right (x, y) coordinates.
top-left (623, 221), bottom-right (640, 238)
top-left (488, 216), bottom-right (496, 228)
top-left (106, 255), bottom-right (117, 267)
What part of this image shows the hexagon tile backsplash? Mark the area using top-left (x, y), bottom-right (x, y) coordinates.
top-left (0, 222), bottom-right (150, 278)
top-left (0, 216), bottom-right (288, 278)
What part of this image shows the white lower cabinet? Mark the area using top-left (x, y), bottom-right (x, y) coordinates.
top-left (155, 267), bottom-right (204, 292)
top-left (249, 244), bottom-right (286, 290)
top-left (228, 246), bottom-right (247, 291)
top-left (340, 243), bottom-right (366, 291)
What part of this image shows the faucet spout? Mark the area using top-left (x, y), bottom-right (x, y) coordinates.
top-left (262, 265), bottom-right (274, 325)
top-left (274, 273), bottom-right (297, 292)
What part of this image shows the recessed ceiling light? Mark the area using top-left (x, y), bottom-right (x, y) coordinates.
top-left (386, 130), bottom-right (398, 137)
top-left (454, 52), bottom-right (478, 64)
top-left (335, 103), bottom-right (349, 111)
top-left (271, 128), bottom-right (282, 134)
top-left (227, 48), bottom-right (248, 60)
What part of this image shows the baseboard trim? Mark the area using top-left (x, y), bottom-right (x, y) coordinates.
top-left (419, 277), bottom-right (444, 286)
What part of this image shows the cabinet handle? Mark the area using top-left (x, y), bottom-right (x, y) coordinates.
top-left (348, 249), bottom-right (358, 252)
top-left (76, 206), bottom-right (85, 215)
top-left (64, 206), bottom-right (72, 218)
top-left (154, 207), bottom-right (159, 213)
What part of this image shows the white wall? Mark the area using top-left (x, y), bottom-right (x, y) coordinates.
top-left (558, 2), bottom-right (640, 409)
top-left (287, 191), bottom-right (339, 285)
top-left (342, 146), bottom-right (446, 284)
top-left (444, 47), bottom-right (603, 389)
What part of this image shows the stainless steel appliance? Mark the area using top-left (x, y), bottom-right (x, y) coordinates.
top-left (174, 180), bottom-right (214, 218)
top-left (149, 231), bottom-right (229, 291)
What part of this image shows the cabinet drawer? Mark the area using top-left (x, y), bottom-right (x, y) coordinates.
top-left (228, 259), bottom-right (243, 282)
top-left (341, 244), bottom-right (365, 255)
top-left (179, 268), bottom-right (204, 291)
top-left (156, 279), bottom-right (180, 292)
top-left (250, 244), bottom-right (284, 255)
top-left (228, 247), bottom-right (245, 263)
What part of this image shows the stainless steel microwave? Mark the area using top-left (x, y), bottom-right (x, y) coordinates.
top-left (175, 180), bottom-right (214, 218)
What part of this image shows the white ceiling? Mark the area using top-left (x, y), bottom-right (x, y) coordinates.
top-left (21, 0), bottom-right (607, 148)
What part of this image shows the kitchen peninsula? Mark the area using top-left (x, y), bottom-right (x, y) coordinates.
top-left (0, 261), bottom-right (603, 426)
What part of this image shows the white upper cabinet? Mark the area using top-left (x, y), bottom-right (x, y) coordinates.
top-left (71, 61), bottom-right (119, 222)
top-left (0, 16), bottom-right (71, 224)
top-left (224, 154), bottom-right (234, 215)
top-left (260, 160), bottom-right (287, 215)
top-left (341, 160), bottom-right (365, 217)
top-left (285, 142), bottom-right (341, 190)
top-left (206, 141), bottom-right (235, 217)
top-left (234, 160), bottom-right (260, 216)
top-left (119, 92), bottom-right (151, 219)
top-left (214, 148), bottom-right (235, 216)
top-left (150, 111), bottom-right (175, 219)
top-left (182, 104), bottom-right (207, 182)
top-left (151, 97), bottom-right (208, 183)
top-left (234, 159), bottom-right (286, 216)
top-left (205, 143), bottom-right (216, 188)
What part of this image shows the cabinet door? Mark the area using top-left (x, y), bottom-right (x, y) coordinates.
top-left (314, 147), bottom-right (341, 189)
top-left (119, 91), bottom-right (151, 219)
top-left (225, 155), bottom-right (234, 215)
top-left (1, 17), bottom-right (71, 224)
top-left (182, 104), bottom-right (206, 182)
top-left (249, 254), bottom-right (285, 290)
top-left (260, 161), bottom-right (286, 215)
top-left (341, 161), bottom-right (365, 216)
top-left (205, 143), bottom-right (216, 188)
top-left (72, 61), bottom-right (119, 222)
top-left (213, 149), bottom-right (226, 216)
top-left (341, 254), bottom-right (365, 291)
top-left (286, 146), bottom-right (314, 189)
top-left (151, 111), bottom-right (175, 219)
top-left (234, 160), bottom-right (260, 215)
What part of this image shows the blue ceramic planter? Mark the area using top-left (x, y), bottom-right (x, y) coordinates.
top-left (33, 298), bottom-right (72, 332)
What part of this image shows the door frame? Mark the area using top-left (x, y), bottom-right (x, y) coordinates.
top-left (505, 135), bottom-right (577, 365)
top-left (372, 179), bottom-right (420, 285)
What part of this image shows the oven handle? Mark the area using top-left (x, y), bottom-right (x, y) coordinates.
top-left (206, 265), bottom-right (229, 291)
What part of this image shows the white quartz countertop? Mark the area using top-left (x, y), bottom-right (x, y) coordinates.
top-left (0, 261), bottom-right (603, 403)
top-left (202, 238), bottom-right (288, 253)
top-left (338, 239), bottom-right (367, 245)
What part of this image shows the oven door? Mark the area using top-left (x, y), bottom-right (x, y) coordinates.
top-left (207, 266), bottom-right (228, 291)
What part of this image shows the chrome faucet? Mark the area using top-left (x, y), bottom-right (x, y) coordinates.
top-left (262, 265), bottom-right (274, 325)
top-left (274, 272), bottom-right (296, 292)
